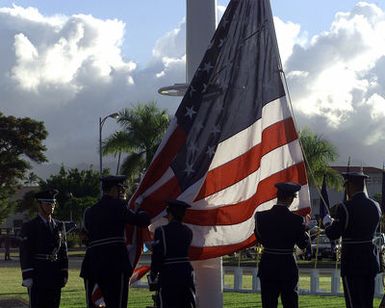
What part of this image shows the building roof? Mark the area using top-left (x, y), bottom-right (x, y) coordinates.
top-left (10, 186), bottom-right (39, 202)
top-left (332, 166), bottom-right (383, 174)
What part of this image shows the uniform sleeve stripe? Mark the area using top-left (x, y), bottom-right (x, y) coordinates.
top-left (22, 268), bottom-right (34, 273)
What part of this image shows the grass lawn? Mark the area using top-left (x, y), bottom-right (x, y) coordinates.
top-left (0, 263), bottom-right (382, 307)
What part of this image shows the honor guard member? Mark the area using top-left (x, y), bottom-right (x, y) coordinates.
top-left (19, 189), bottom-right (68, 308)
top-left (149, 200), bottom-right (196, 308)
top-left (255, 182), bottom-right (312, 308)
top-left (80, 175), bottom-right (150, 308)
top-left (323, 171), bottom-right (381, 308)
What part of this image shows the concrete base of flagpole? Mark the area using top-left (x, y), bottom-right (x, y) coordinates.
top-left (192, 257), bottom-right (223, 308)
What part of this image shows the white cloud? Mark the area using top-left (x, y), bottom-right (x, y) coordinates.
top-left (282, 1), bottom-right (385, 166)
top-left (273, 17), bottom-right (306, 66)
top-left (0, 2), bottom-right (384, 172)
top-left (1, 6), bottom-right (137, 93)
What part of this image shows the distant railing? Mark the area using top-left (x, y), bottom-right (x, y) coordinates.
top-left (132, 266), bottom-right (384, 298)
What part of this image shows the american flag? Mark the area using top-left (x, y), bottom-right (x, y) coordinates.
top-left (127, 0), bottom-right (310, 265)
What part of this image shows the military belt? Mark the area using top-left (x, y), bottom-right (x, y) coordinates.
top-left (34, 253), bottom-right (58, 262)
top-left (88, 237), bottom-right (125, 249)
top-left (263, 247), bottom-right (295, 255)
top-left (164, 257), bottom-right (190, 265)
top-left (342, 238), bottom-right (373, 245)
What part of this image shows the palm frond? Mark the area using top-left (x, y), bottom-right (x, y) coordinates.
top-left (102, 131), bottom-right (138, 155)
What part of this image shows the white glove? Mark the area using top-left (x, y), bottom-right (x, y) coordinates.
top-left (94, 297), bottom-right (106, 308)
top-left (22, 278), bottom-right (33, 288)
top-left (305, 219), bottom-right (318, 231)
top-left (323, 214), bottom-right (333, 227)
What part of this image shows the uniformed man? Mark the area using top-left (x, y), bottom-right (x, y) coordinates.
top-left (19, 189), bottom-right (68, 308)
top-left (149, 199), bottom-right (196, 308)
top-left (254, 182), bottom-right (312, 308)
top-left (80, 175), bottom-right (150, 308)
top-left (323, 171), bottom-right (381, 308)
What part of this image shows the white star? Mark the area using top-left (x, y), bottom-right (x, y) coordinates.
top-left (206, 146), bottom-right (215, 157)
top-left (202, 62), bottom-right (214, 74)
top-left (211, 125), bottom-right (221, 135)
top-left (188, 143), bottom-right (199, 154)
top-left (184, 163), bottom-right (195, 176)
top-left (189, 86), bottom-right (196, 97)
top-left (202, 83), bottom-right (208, 93)
top-left (194, 121), bottom-right (204, 131)
top-left (185, 106), bottom-right (196, 119)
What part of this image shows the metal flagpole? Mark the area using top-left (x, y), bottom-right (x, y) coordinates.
top-left (158, 1), bottom-right (222, 307)
top-left (185, 1), bottom-right (224, 307)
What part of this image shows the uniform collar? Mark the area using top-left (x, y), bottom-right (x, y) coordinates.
top-left (274, 203), bottom-right (290, 209)
top-left (351, 191), bottom-right (366, 199)
top-left (169, 219), bottom-right (182, 225)
top-left (38, 213), bottom-right (53, 224)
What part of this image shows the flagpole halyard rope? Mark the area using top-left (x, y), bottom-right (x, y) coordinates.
top-left (266, 0), bottom-right (329, 215)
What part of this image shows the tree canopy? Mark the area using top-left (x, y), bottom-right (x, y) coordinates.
top-left (299, 128), bottom-right (341, 189)
top-left (0, 112), bottom-right (47, 222)
top-left (102, 102), bottom-right (170, 189)
top-left (18, 166), bottom-right (100, 223)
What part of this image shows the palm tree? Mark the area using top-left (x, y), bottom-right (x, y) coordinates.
top-left (24, 172), bottom-right (40, 186)
top-left (102, 102), bottom-right (170, 186)
top-left (299, 128), bottom-right (342, 189)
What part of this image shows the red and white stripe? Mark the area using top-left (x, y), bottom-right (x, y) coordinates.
top-left (127, 95), bottom-right (310, 263)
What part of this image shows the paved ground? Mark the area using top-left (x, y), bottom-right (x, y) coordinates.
top-left (0, 299), bottom-right (28, 308)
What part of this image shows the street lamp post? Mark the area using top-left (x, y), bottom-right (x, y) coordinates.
top-left (99, 113), bottom-right (120, 175)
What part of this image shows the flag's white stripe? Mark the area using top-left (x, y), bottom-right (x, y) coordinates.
top-left (189, 139), bottom-right (304, 209)
top-left (291, 185), bottom-right (311, 211)
top-left (255, 199), bottom-right (277, 212)
top-left (187, 210), bottom-right (257, 247)
top-left (210, 96), bottom-right (291, 170)
top-left (176, 178), bottom-right (205, 204)
top-left (140, 167), bottom-right (174, 199)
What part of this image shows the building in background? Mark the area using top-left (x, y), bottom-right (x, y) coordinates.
top-left (1, 186), bottom-right (38, 232)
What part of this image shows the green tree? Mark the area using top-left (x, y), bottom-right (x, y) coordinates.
top-left (18, 166), bottom-right (100, 223)
top-left (299, 128), bottom-right (341, 189)
top-left (0, 112), bottom-right (47, 222)
top-left (102, 102), bottom-right (170, 188)
top-left (24, 172), bottom-right (40, 186)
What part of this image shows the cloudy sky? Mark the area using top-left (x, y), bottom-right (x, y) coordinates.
top-left (0, 0), bottom-right (384, 177)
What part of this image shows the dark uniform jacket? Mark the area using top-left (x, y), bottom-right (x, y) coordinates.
top-left (80, 195), bottom-right (150, 281)
top-left (19, 216), bottom-right (68, 289)
top-left (255, 205), bottom-right (309, 280)
top-left (325, 192), bottom-right (381, 276)
top-left (151, 220), bottom-right (194, 287)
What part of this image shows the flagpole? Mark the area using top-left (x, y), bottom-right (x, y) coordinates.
top-left (185, 1), bottom-right (223, 307)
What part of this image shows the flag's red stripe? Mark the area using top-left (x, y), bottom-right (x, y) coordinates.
top-left (140, 177), bottom-right (181, 217)
top-left (129, 265), bottom-right (151, 285)
top-left (293, 207), bottom-right (311, 217)
top-left (129, 126), bottom-right (186, 208)
top-left (185, 162), bottom-right (307, 226)
top-left (189, 234), bottom-right (256, 260)
top-left (196, 118), bottom-right (298, 200)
